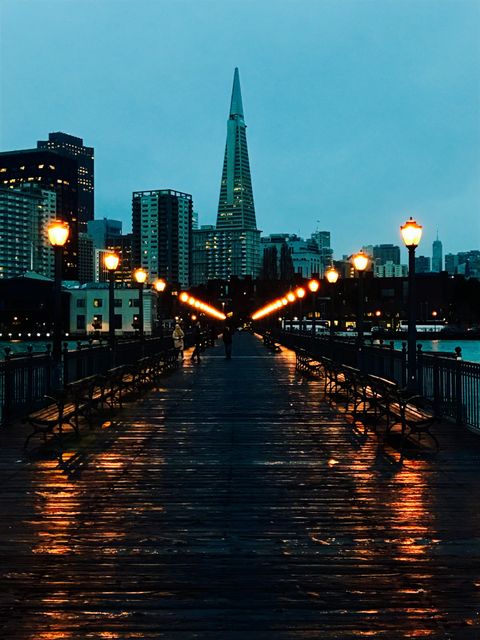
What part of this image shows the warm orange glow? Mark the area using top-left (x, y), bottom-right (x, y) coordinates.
top-left (400, 216), bottom-right (423, 248)
top-left (295, 287), bottom-right (306, 298)
top-left (178, 292), bottom-right (226, 320)
top-left (47, 220), bottom-right (69, 247)
top-left (104, 252), bottom-right (120, 271)
top-left (286, 292), bottom-right (295, 302)
top-left (353, 251), bottom-right (369, 271)
top-left (375, 310), bottom-right (382, 317)
top-left (325, 267), bottom-right (339, 284)
top-left (133, 268), bottom-right (147, 284)
top-left (281, 298), bottom-right (288, 305)
top-left (154, 278), bottom-right (166, 292)
top-left (308, 279), bottom-right (319, 293)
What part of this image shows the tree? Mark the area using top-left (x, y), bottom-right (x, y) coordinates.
top-left (279, 243), bottom-right (294, 282)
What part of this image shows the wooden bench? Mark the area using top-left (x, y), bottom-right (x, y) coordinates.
top-left (23, 375), bottom-right (99, 450)
top-left (295, 350), bottom-right (438, 453)
top-left (263, 332), bottom-right (281, 353)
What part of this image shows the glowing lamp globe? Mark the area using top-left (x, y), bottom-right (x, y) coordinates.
top-left (400, 217), bottom-right (423, 248)
top-left (353, 252), bottom-right (369, 272)
top-left (179, 292), bottom-right (189, 302)
top-left (104, 253), bottom-right (120, 271)
top-left (295, 287), bottom-right (306, 299)
top-left (47, 221), bottom-right (69, 247)
top-left (308, 279), bottom-right (319, 293)
top-left (133, 268), bottom-right (147, 284)
top-left (154, 279), bottom-right (166, 292)
top-left (286, 292), bottom-right (295, 303)
top-left (325, 267), bottom-right (339, 284)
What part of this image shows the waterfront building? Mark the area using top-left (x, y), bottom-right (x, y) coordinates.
top-left (445, 253), bottom-right (458, 275)
top-left (432, 234), bottom-right (443, 272)
top-left (0, 148), bottom-right (79, 279)
top-left (68, 283), bottom-right (157, 336)
top-left (311, 230), bottom-right (334, 274)
top-left (132, 189), bottom-right (192, 288)
top-left (37, 132), bottom-right (94, 230)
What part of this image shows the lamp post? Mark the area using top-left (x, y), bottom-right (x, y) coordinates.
top-left (133, 268), bottom-right (147, 343)
top-left (352, 251), bottom-right (369, 369)
top-left (154, 279), bottom-right (166, 336)
top-left (286, 291), bottom-right (295, 330)
top-left (47, 220), bottom-right (69, 387)
top-left (308, 279), bottom-right (319, 336)
top-left (295, 287), bottom-right (306, 331)
top-left (104, 253), bottom-right (120, 361)
top-left (325, 266), bottom-right (339, 336)
top-left (400, 216), bottom-right (423, 392)
top-left (432, 310), bottom-right (438, 334)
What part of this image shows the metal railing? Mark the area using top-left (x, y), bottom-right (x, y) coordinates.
top-left (0, 334), bottom-right (192, 426)
top-left (274, 330), bottom-right (480, 433)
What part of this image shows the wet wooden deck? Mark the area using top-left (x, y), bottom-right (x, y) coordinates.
top-left (1, 332), bottom-right (480, 638)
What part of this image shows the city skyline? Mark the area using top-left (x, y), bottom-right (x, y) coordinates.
top-left (1, 0), bottom-right (479, 260)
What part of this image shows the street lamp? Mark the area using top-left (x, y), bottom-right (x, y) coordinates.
top-left (401, 216), bottom-right (423, 391)
top-left (133, 268), bottom-right (148, 342)
top-left (154, 279), bottom-right (166, 335)
top-left (47, 220), bottom-right (69, 386)
top-left (104, 252), bottom-right (120, 359)
top-left (295, 287), bottom-right (306, 332)
top-left (352, 251), bottom-right (369, 344)
top-left (308, 279), bottom-right (319, 335)
top-left (325, 266), bottom-right (339, 336)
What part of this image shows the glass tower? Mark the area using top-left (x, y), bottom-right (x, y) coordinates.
top-left (216, 68), bottom-right (257, 230)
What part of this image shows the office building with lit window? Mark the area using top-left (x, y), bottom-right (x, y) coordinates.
top-left (132, 189), bottom-right (192, 288)
top-left (0, 148), bottom-right (79, 279)
top-left (37, 132), bottom-right (94, 230)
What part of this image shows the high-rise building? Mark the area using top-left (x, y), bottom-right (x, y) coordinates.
top-left (37, 132), bottom-right (94, 229)
top-left (216, 68), bottom-right (256, 231)
top-left (0, 148), bottom-right (79, 279)
top-left (192, 68), bottom-right (261, 283)
top-left (132, 189), bottom-right (192, 288)
top-left (432, 235), bottom-right (443, 272)
top-left (78, 233), bottom-right (95, 283)
top-left (373, 244), bottom-right (401, 265)
top-left (106, 233), bottom-right (134, 284)
top-left (87, 218), bottom-right (122, 249)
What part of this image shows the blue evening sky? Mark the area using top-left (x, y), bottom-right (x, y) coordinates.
top-left (1, 0), bottom-right (479, 260)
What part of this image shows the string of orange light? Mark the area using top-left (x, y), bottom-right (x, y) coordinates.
top-left (251, 285), bottom-right (312, 321)
top-left (179, 292), bottom-right (227, 320)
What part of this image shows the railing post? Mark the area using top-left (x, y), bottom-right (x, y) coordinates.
top-left (76, 342), bottom-right (83, 380)
top-left (455, 346), bottom-right (463, 426)
top-left (416, 344), bottom-right (423, 395)
top-left (389, 341), bottom-right (395, 382)
top-left (3, 348), bottom-right (13, 422)
top-left (432, 354), bottom-right (440, 417)
top-left (45, 344), bottom-right (52, 393)
top-left (62, 342), bottom-right (69, 386)
top-left (401, 342), bottom-right (407, 388)
top-left (27, 346), bottom-right (34, 410)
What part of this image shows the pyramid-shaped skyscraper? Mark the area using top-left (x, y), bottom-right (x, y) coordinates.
top-left (216, 68), bottom-right (257, 230)
top-left (191, 69), bottom-right (261, 285)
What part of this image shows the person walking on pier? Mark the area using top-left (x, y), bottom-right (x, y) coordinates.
top-left (191, 321), bottom-right (203, 362)
top-left (172, 322), bottom-right (185, 360)
top-left (222, 325), bottom-right (233, 360)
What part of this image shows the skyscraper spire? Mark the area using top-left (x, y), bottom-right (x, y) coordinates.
top-left (216, 68), bottom-right (256, 230)
top-left (229, 67), bottom-right (244, 117)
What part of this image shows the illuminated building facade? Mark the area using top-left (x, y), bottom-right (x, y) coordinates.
top-left (0, 148), bottom-right (79, 279)
top-left (132, 189), bottom-right (192, 288)
top-left (37, 132), bottom-right (94, 230)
